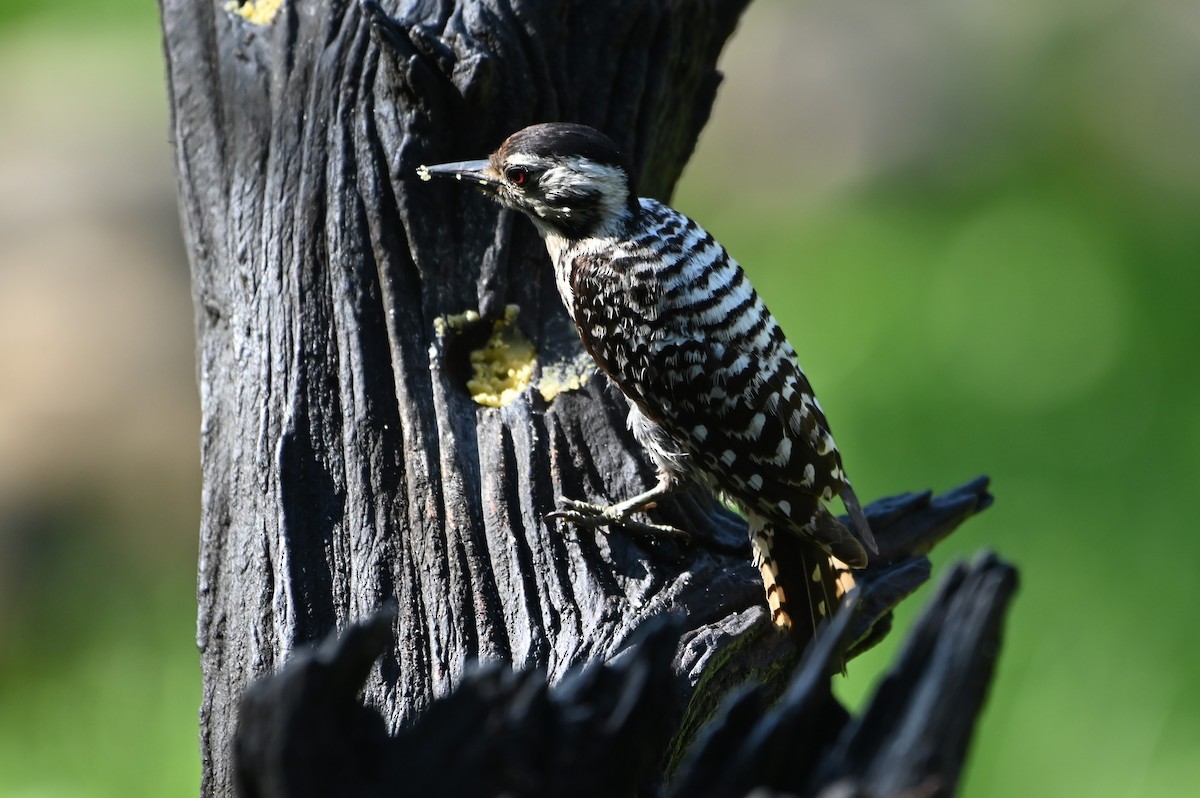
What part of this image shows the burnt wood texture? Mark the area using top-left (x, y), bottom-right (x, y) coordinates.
top-left (159, 1), bottom-right (1014, 795)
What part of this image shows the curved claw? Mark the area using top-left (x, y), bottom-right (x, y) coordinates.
top-left (545, 497), bottom-right (691, 543)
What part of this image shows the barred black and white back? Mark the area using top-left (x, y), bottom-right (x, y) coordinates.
top-left (418, 123), bottom-right (876, 635)
top-left (557, 197), bottom-right (872, 630)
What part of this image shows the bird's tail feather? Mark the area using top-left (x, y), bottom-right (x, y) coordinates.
top-left (839, 483), bottom-right (877, 556)
top-left (749, 515), bottom-right (856, 638)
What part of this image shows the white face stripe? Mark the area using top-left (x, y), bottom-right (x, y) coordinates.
top-left (499, 153), bottom-right (630, 234)
top-left (502, 153), bottom-right (626, 188)
top-left (541, 158), bottom-right (628, 225)
top-left (503, 152), bottom-right (546, 170)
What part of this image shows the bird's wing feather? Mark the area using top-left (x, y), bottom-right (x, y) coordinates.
top-left (563, 208), bottom-right (873, 559)
top-left (631, 330), bottom-right (866, 561)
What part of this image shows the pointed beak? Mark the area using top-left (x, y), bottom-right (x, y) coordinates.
top-left (416, 159), bottom-right (500, 188)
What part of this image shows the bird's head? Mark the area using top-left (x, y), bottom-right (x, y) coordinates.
top-left (418, 123), bottom-right (637, 240)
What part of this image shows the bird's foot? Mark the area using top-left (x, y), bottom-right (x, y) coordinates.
top-left (546, 491), bottom-right (690, 543)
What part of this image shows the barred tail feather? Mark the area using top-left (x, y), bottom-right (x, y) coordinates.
top-left (748, 514), bottom-right (856, 639)
top-left (749, 518), bottom-right (794, 630)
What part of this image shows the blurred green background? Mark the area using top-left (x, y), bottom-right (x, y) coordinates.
top-left (0, 0), bottom-right (1196, 795)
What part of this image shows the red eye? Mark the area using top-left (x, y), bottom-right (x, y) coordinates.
top-left (506, 167), bottom-right (528, 186)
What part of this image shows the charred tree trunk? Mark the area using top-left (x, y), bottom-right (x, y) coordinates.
top-left (159, 2), bottom-right (1013, 796)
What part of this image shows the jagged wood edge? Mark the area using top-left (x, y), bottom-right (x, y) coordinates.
top-left (665, 553), bottom-right (1018, 798)
top-left (233, 547), bottom-right (1017, 797)
top-left (661, 476), bottom-right (994, 782)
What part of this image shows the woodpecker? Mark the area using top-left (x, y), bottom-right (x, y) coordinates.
top-left (419, 123), bottom-right (876, 635)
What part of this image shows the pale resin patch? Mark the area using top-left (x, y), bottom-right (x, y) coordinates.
top-left (465, 306), bottom-right (536, 408)
top-left (226, 0), bottom-right (284, 26)
top-left (432, 306), bottom-right (593, 406)
top-left (536, 351), bottom-right (595, 402)
top-left (433, 306), bottom-right (535, 408)
top-left (433, 309), bottom-right (482, 338)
